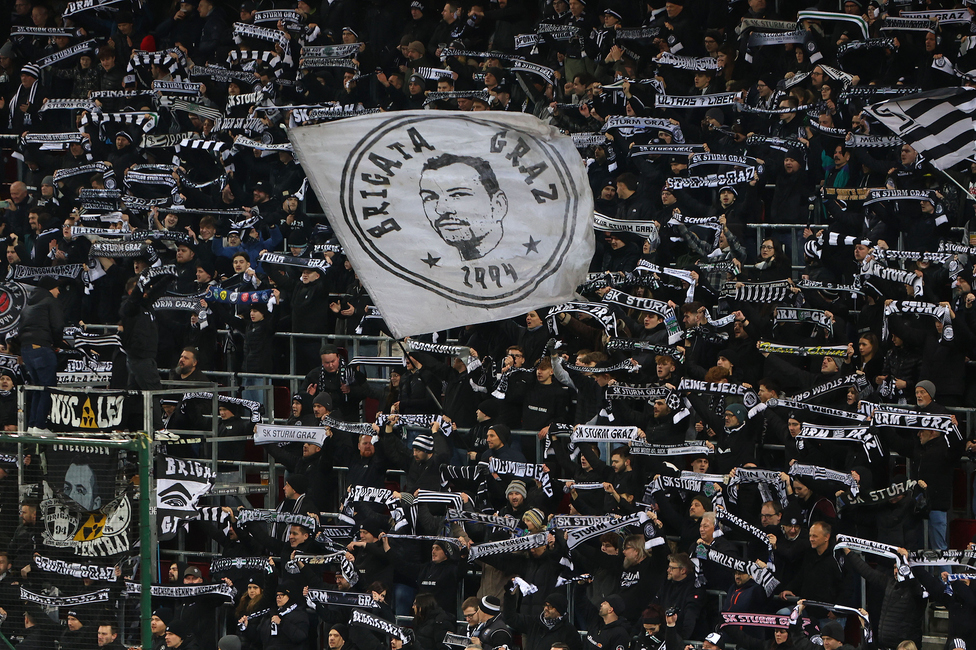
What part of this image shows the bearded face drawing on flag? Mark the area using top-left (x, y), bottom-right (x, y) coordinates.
top-left (288, 111), bottom-right (594, 337)
top-left (419, 153), bottom-right (509, 261)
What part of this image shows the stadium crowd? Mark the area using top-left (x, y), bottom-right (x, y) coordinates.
top-left (4, 1), bottom-right (976, 650)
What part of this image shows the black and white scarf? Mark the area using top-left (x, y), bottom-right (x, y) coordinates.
top-left (444, 509), bottom-right (520, 531)
top-left (509, 59), bottom-right (557, 85)
top-left (871, 406), bottom-right (961, 440)
top-left (602, 290), bottom-right (683, 344)
top-left (21, 588), bottom-right (110, 607)
top-left (384, 533), bottom-right (464, 548)
top-left (773, 307), bottom-right (833, 336)
top-left (210, 557), bottom-right (273, 575)
top-left (290, 552), bottom-right (357, 586)
top-left (630, 144), bottom-right (705, 156)
top-left (879, 16), bottom-right (938, 30)
top-left (696, 545), bottom-right (779, 595)
top-left (882, 300), bottom-right (953, 342)
top-left (788, 463), bottom-right (859, 496)
top-left (468, 532), bottom-right (548, 561)
top-left (667, 167), bottom-right (755, 191)
top-left (647, 471), bottom-right (726, 499)
top-left (374, 413), bottom-right (453, 438)
top-left (237, 509), bottom-right (318, 532)
top-left (547, 301), bottom-right (618, 336)
top-left (299, 56), bottom-right (359, 71)
top-left (677, 377), bottom-right (760, 408)
top-left (790, 373), bottom-right (869, 403)
top-left (716, 509), bottom-right (774, 565)
top-left (33, 556), bottom-right (117, 582)
top-left (848, 478), bottom-right (919, 507)
top-left (403, 339), bottom-right (472, 362)
top-left (656, 92), bottom-right (740, 108)
top-left (862, 260), bottom-right (925, 297)
top-left (350, 609), bottom-right (411, 644)
top-left (343, 486), bottom-right (397, 507)
top-left (797, 424), bottom-right (882, 459)
top-left (257, 251), bottom-right (329, 270)
top-left (722, 281), bottom-right (791, 303)
top-left (908, 549), bottom-right (976, 570)
top-left (655, 52), bottom-right (719, 70)
top-left (181, 392), bottom-right (262, 423)
top-left (630, 441), bottom-right (714, 456)
top-left (571, 425), bottom-right (641, 443)
top-left (302, 43), bottom-right (363, 58)
top-left (635, 260), bottom-right (698, 300)
top-left (845, 134), bottom-right (905, 148)
top-left (565, 511), bottom-right (650, 549)
top-left (834, 534), bottom-right (911, 580)
top-left (551, 515), bottom-right (615, 529)
top-left (306, 589), bottom-right (378, 609)
top-left (602, 116), bottom-right (680, 133)
top-left (8, 264), bottom-right (83, 281)
top-left (726, 468), bottom-right (789, 509)
top-left (126, 583), bottom-right (236, 599)
top-left (55, 162), bottom-right (110, 184)
top-left (487, 458), bottom-right (552, 496)
top-left (605, 383), bottom-right (674, 401)
top-left (233, 22), bottom-right (289, 49)
top-left (763, 397), bottom-right (868, 422)
top-left (795, 601), bottom-right (871, 642)
top-left (89, 242), bottom-right (150, 258)
top-left (605, 338), bottom-right (685, 364)
top-left (837, 37), bottom-right (897, 58)
top-left (592, 212), bottom-right (661, 238)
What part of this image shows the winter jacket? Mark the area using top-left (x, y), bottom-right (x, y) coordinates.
top-left (19, 289), bottom-right (64, 349)
top-left (845, 552), bottom-right (924, 647)
top-left (503, 588), bottom-right (583, 650)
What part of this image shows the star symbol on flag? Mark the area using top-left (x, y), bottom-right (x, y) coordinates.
top-left (523, 236), bottom-right (541, 254)
top-left (422, 253), bottom-right (441, 268)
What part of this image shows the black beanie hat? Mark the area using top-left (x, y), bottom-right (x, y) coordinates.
top-left (489, 423), bottom-right (511, 445)
top-left (330, 624), bottom-right (349, 640)
top-left (545, 592), bottom-right (568, 615)
top-left (477, 398), bottom-right (500, 420)
top-left (285, 474), bottom-right (308, 494)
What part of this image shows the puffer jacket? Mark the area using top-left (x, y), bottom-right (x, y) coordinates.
top-left (19, 289), bottom-right (64, 348)
top-left (845, 552), bottom-right (925, 647)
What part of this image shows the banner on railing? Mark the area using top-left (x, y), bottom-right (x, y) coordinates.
top-left (41, 443), bottom-right (133, 557)
top-left (48, 388), bottom-right (126, 432)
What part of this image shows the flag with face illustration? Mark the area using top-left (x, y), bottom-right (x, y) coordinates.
top-left (288, 111), bottom-right (594, 338)
top-left (156, 455), bottom-right (215, 539)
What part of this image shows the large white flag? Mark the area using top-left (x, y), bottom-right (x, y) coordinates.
top-left (288, 111), bottom-right (594, 338)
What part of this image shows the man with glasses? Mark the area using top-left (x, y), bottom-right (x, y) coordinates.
top-left (461, 597), bottom-right (480, 636)
top-left (653, 552), bottom-right (703, 639)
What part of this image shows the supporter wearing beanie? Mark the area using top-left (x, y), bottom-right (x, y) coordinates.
top-left (463, 398), bottom-right (501, 461)
top-left (500, 587), bottom-right (580, 650)
top-left (479, 423), bottom-right (527, 509)
top-left (475, 596), bottom-right (513, 650)
top-left (589, 595), bottom-right (630, 650)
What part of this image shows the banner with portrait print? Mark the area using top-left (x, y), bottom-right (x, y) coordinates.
top-left (289, 111), bottom-right (594, 338)
top-left (41, 442), bottom-right (134, 557)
